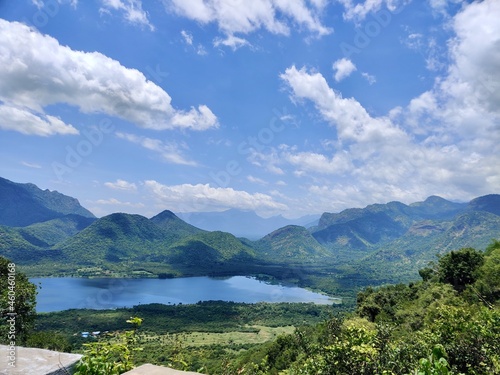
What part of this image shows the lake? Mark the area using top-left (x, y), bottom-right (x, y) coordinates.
top-left (30, 276), bottom-right (338, 312)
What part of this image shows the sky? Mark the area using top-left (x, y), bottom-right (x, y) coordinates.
top-left (0, 0), bottom-right (499, 219)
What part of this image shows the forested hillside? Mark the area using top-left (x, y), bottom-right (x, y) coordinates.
top-left (225, 241), bottom-right (500, 374)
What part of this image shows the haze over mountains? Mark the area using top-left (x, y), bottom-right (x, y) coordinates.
top-left (0, 176), bottom-right (498, 287)
top-left (177, 209), bottom-right (320, 239)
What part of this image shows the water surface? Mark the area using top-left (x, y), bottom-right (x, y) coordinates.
top-left (31, 276), bottom-right (337, 312)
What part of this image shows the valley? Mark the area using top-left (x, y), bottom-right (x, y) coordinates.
top-left (1, 176), bottom-right (499, 297)
top-left (1, 176), bottom-right (499, 374)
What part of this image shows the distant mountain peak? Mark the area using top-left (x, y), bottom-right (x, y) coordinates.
top-left (151, 210), bottom-right (180, 221)
top-left (468, 194), bottom-right (500, 216)
top-left (0, 176), bottom-right (95, 227)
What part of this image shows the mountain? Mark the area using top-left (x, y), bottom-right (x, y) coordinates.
top-left (409, 195), bottom-right (467, 219)
top-left (0, 177), bottom-right (95, 227)
top-left (157, 231), bottom-right (257, 275)
top-left (54, 213), bottom-right (170, 264)
top-left (0, 179), bottom-right (498, 287)
top-left (467, 194), bottom-right (500, 216)
top-left (177, 209), bottom-right (320, 239)
top-left (310, 197), bottom-right (469, 262)
top-left (18, 214), bottom-right (96, 246)
top-left (150, 210), bottom-right (205, 238)
top-left (255, 225), bottom-right (329, 262)
top-left (361, 209), bottom-right (500, 281)
top-left (51, 212), bottom-right (257, 276)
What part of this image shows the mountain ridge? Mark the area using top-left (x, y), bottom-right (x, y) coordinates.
top-left (0, 177), bottom-right (95, 227)
top-left (0, 176), bottom-right (498, 286)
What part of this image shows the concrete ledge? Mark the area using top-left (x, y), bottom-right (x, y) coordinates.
top-left (123, 364), bottom-right (204, 375)
top-left (0, 345), bottom-right (82, 375)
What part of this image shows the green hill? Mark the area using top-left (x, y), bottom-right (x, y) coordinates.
top-left (160, 231), bottom-right (257, 275)
top-left (0, 181), bottom-right (498, 288)
top-left (50, 214), bottom-right (256, 276)
top-left (255, 225), bottom-right (329, 262)
top-left (150, 210), bottom-right (205, 240)
top-left (54, 213), bottom-right (168, 265)
top-left (18, 214), bottom-right (96, 246)
top-left (357, 210), bottom-right (500, 282)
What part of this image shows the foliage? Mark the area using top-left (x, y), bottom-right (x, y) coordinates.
top-left (73, 317), bottom-right (143, 375)
top-left (229, 243), bottom-right (500, 375)
top-left (474, 240), bottom-right (500, 302)
top-left (437, 248), bottom-right (484, 291)
top-left (26, 330), bottom-right (72, 352)
top-left (413, 345), bottom-right (452, 375)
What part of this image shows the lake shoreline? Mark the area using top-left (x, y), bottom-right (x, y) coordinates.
top-left (31, 275), bottom-right (341, 312)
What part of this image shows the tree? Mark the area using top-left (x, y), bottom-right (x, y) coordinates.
top-left (437, 248), bottom-right (484, 291)
top-left (475, 240), bottom-right (500, 302)
top-left (0, 256), bottom-right (37, 344)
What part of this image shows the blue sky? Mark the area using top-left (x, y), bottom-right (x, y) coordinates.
top-left (0, 0), bottom-right (499, 218)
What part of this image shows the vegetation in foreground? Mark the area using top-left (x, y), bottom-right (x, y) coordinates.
top-left (223, 242), bottom-right (500, 374)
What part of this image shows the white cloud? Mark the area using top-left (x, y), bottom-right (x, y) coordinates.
top-left (166, 0), bottom-right (331, 49)
top-left (332, 58), bottom-right (357, 82)
top-left (0, 103), bottom-right (79, 136)
top-left (0, 19), bottom-right (218, 135)
top-left (196, 45), bottom-right (208, 56)
top-left (284, 150), bottom-right (352, 175)
top-left (104, 179), bottom-right (137, 191)
top-left (144, 180), bottom-right (288, 215)
top-left (281, 65), bottom-right (407, 147)
top-left (279, 1), bottom-right (500, 210)
top-left (100, 0), bottom-right (154, 31)
top-left (116, 132), bottom-right (198, 166)
top-left (21, 161), bottom-right (42, 169)
top-left (446, 0), bottom-right (500, 115)
top-left (428, 0), bottom-right (464, 16)
top-left (214, 34), bottom-right (251, 50)
top-left (181, 30), bottom-right (193, 45)
top-left (95, 198), bottom-right (144, 207)
top-left (337, 0), bottom-right (407, 21)
top-left (247, 175), bottom-right (268, 185)
top-left (248, 149), bottom-right (285, 175)
top-left (33, 0), bottom-right (78, 9)
top-left (361, 72), bottom-right (376, 84)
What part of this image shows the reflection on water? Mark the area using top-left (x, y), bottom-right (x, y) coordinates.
top-left (31, 276), bottom-right (337, 312)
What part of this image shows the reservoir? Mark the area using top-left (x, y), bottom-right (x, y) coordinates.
top-left (31, 276), bottom-right (338, 312)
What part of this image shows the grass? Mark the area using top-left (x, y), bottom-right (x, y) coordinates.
top-left (177, 325), bottom-right (296, 347)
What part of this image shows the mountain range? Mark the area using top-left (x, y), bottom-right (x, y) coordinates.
top-left (0, 176), bottom-right (498, 290)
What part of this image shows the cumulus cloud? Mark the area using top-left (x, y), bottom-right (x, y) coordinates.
top-left (100, 0), bottom-right (154, 31)
top-left (144, 180), bottom-right (288, 214)
top-left (332, 58), bottom-right (357, 82)
top-left (104, 179), bottom-right (137, 191)
top-left (281, 65), bottom-right (407, 148)
top-left (0, 19), bottom-right (218, 136)
top-left (284, 150), bottom-right (353, 175)
top-left (165, 0), bottom-right (331, 49)
top-left (116, 132), bottom-right (198, 166)
top-left (279, 0), bottom-right (500, 208)
top-left (0, 103), bottom-right (79, 136)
